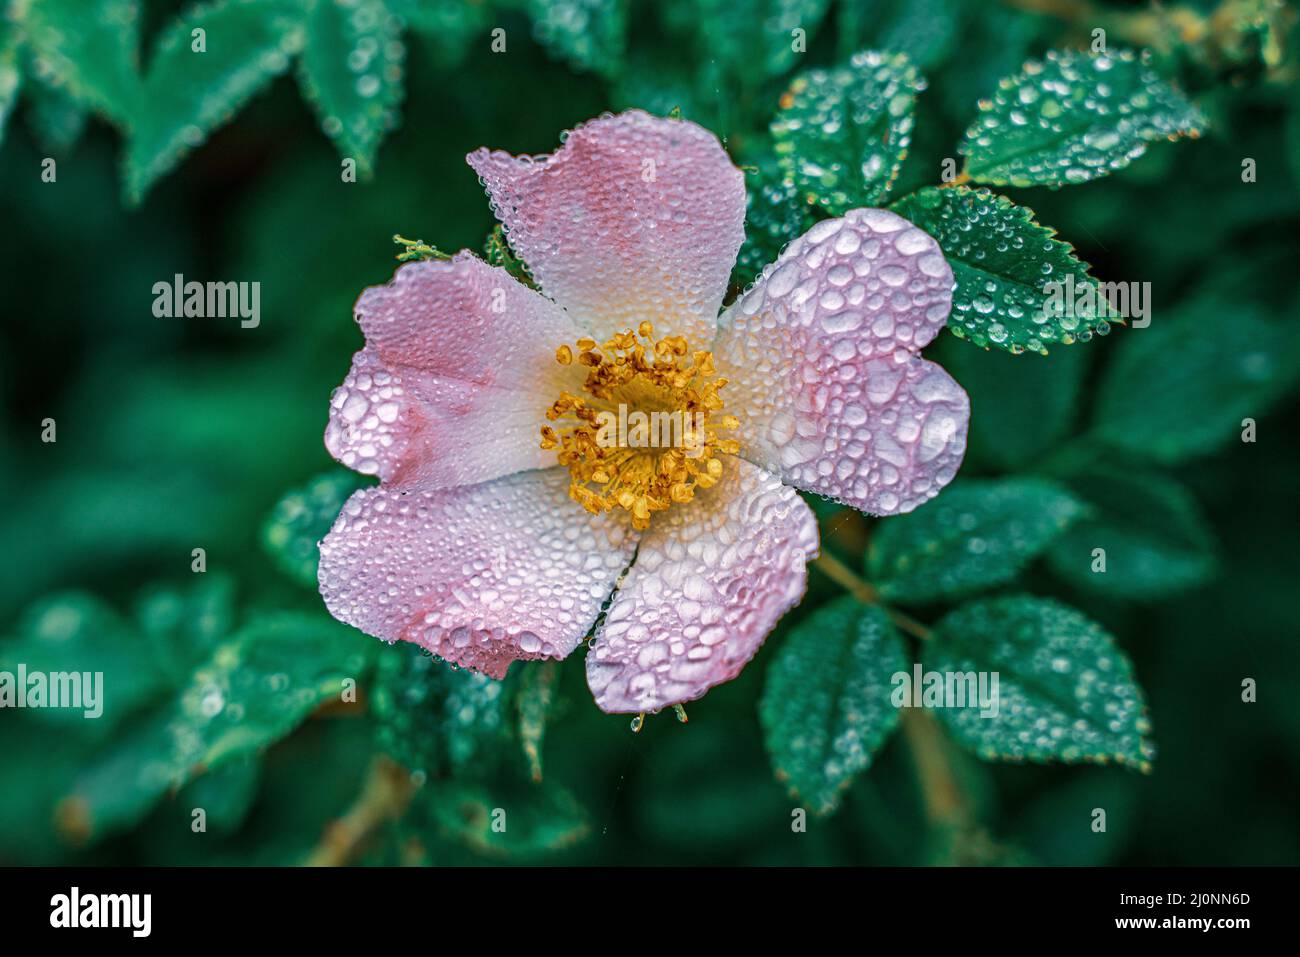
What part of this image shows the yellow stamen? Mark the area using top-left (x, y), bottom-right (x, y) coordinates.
top-left (540, 323), bottom-right (740, 531)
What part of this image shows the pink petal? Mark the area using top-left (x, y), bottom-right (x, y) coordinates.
top-left (713, 209), bottom-right (969, 515)
top-left (325, 253), bottom-right (584, 488)
top-left (585, 458), bottom-right (819, 714)
top-left (319, 468), bottom-right (637, 678)
top-left (467, 110), bottom-right (746, 347)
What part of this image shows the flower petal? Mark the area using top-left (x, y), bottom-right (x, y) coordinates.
top-left (714, 209), bottom-right (968, 515)
top-left (325, 253), bottom-right (583, 488)
top-left (319, 468), bottom-right (637, 678)
top-left (467, 110), bottom-right (746, 346)
top-left (585, 458), bottom-right (819, 714)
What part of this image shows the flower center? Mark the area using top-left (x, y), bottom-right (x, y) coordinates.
top-left (541, 321), bottom-right (740, 530)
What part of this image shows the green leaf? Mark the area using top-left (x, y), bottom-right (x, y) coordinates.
top-left (926, 595), bottom-right (1154, 770)
top-left (297, 0), bottom-right (404, 178)
top-left (60, 612), bottom-right (370, 842)
top-left (483, 224), bottom-right (534, 287)
top-left (177, 756), bottom-right (261, 834)
top-left (1046, 465), bottom-right (1217, 599)
top-left (960, 48), bottom-right (1204, 188)
top-left (262, 470), bottom-right (369, 588)
top-left (732, 155), bottom-right (813, 285)
top-left (516, 660), bottom-right (559, 782)
top-left (390, 0), bottom-right (487, 70)
top-left (772, 49), bottom-right (923, 214)
top-left (528, 0), bottom-right (626, 76)
top-left (890, 186), bottom-right (1118, 354)
top-left (869, 478), bottom-right (1086, 604)
top-left (124, 0), bottom-right (308, 203)
top-left (933, 333), bottom-right (1089, 470)
top-left (687, 0), bottom-right (831, 82)
top-left (372, 644), bottom-right (517, 779)
top-left (839, 0), bottom-right (959, 70)
top-left (937, 1), bottom-right (1047, 124)
top-left (22, 0), bottom-right (141, 127)
top-left (1093, 299), bottom-right (1300, 465)
top-left (421, 778), bottom-right (591, 858)
top-left (0, 469), bottom-right (232, 617)
top-left (0, 592), bottom-right (175, 735)
top-left (132, 574), bottom-right (238, 672)
top-left (23, 72), bottom-right (91, 153)
top-left (0, 17), bottom-right (21, 148)
top-left (759, 597), bottom-right (906, 815)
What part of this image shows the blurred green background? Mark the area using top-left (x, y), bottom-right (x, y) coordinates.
top-left (1, 0), bottom-right (1298, 865)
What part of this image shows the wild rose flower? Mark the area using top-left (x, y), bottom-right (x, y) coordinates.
top-left (318, 111), bottom-right (969, 715)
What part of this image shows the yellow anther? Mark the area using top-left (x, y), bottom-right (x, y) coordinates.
top-left (540, 323), bottom-right (741, 530)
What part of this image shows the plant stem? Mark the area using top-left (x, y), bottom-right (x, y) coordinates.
top-left (810, 551), bottom-right (931, 640)
top-left (305, 757), bottom-right (415, 867)
top-left (901, 709), bottom-right (972, 829)
top-left (808, 552), bottom-right (972, 830)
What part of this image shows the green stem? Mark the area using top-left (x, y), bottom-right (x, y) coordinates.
top-left (810, 551), bottom-right (931, 640)
top-left (808, 552), bottom-right (973, 831)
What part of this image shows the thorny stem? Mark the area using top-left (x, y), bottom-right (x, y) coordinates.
top-left (808, 552), bottom-right (973, 830)
top-left (305, 757), bottom-right (415, 867)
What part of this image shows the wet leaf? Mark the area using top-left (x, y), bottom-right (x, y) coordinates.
top-left (926, 596), bottom-right (1155, 770)
top-left (961, 48), bottom-right (1204, 188)
top-left (372, 644), bottom-right (517, 780)
top-left (933, 333), bottom-right (1090, 469)
top-left (1046, 465), bottom-right (1217, 599)
top-left (759, 598), bottom-right (906, 815)
top-left (177, 756), bottom-right (261, 835)
top-left (773, 49), bottom-right (923, 214)
top-left (891, 185), bottom-right (1118, 354)
top-left (23, 73), bottom-right (90, 153)
top-left (686, 0), bottom-right (831, 83)
top-left (22, 0), bottom-right (140, 127)
top-left (732, 155), bottom-right (813, 285)
top-left (60, 612), bottom-right (370, 842)
top-left (528, 0), bottom-right (626, 77)
top-left (262, 470), bottom-right (369, 588)
top-left (422, 778), bottom-right (590, 858)
top-left (132, 574), bottom-right (238, 672)
top-left (840, 0), bottom-right (959, 71)
top-left (390, 0), bottom-right (487, 70)
top-left (1093, 299), bottom-right (1300, 464)
top-left (0, 592), bottom-right (175, 736)
top-left (124, 0), bottom-right (309, 203)
top-left (869, 478), bottom-right (1086, 604)
top-left (297, 0), bottom-right (404, 178)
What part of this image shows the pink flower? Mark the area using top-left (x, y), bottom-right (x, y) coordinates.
top-left (318, 111), bottom-right (969, 715)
